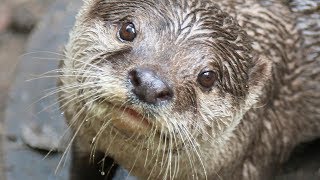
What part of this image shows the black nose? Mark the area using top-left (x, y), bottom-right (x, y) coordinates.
top-left (128, 68), bottom-right (173, 104)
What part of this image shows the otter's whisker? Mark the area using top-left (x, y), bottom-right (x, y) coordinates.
top-left (55, 106), bottom-right (88, 174)
top-left (170, 117), bottom-right (197, 180)
top-left (180, 123), bottom-right (209, 180)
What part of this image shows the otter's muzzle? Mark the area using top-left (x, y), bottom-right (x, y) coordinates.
top-left (128, 68), bottom-right (173, 105)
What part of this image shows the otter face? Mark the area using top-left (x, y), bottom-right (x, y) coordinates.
top-left (60, 0), bottom-right (272, 170)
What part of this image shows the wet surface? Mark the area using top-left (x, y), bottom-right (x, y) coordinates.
top-left (1, 0), bottom-right (320, 179)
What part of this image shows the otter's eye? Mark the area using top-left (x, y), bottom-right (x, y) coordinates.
top-left (197, 70), bottom-right (217, 89)
top-left (118, 22), bottom-right (137, 42)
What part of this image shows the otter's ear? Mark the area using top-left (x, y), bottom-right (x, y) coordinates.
top-left (247, 55), bottom-right (272, 101)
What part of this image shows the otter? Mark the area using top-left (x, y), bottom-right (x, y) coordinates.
top-left (58, 0), bottom-right (320, 179)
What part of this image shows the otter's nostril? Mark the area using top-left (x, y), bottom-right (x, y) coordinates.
top-left (129, 70), bottom-right (141, 86)
top-left (156, 89), bottom-right (173, 101)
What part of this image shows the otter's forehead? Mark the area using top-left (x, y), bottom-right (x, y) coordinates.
top-left (88, 0), bottom-right (250, 46)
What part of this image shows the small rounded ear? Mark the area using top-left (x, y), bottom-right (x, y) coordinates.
top-left (249, 55), bottom-right (272, 88)
top-left (247, 55), bottom-right (272, 103)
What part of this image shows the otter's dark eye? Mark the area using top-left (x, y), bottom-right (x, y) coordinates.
top-left (118, 22), bottom-right (137, 42)
top-left (197, 70), bottom-right (217, 89)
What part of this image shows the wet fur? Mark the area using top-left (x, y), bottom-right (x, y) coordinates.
top-left (58, 0), bottom-right (320, 179)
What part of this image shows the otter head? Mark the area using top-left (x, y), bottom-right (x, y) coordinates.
top-left (61, 0), bottom-right (272, 177)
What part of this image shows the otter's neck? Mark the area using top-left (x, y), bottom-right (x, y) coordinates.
top-left (216, 1), bottom-right (320, 179)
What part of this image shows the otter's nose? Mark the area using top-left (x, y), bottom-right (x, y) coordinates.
top-left (128, 68), bottom-right (173, 104)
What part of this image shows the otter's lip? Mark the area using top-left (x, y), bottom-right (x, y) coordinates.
top-left (107, 104), bottom-right (186, 153)
top-left (109, 104), bottom-right (153, 136)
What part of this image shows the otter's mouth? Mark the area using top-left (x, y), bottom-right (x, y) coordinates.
top-left (102, 102), bottom-right (187, 153)
top-left (108, 104), bottom-right (153, 137)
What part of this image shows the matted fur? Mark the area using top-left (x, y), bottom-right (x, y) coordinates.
top-left (58, 0), bottom-right (320, 179)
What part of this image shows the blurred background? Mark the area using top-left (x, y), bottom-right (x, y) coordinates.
top-left (0, 0), bottom-right (319, 180)
top-left (0, 0), bottom-right (51, 123)
top-left (0, 0), bottom-right (53, 179)
top-left (0, 0), bottom-right (79, 179)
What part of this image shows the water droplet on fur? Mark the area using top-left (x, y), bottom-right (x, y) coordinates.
top-left (101, 171), bottom-right (105, 176)
top-left (92, 137), bottom-right (96, 143)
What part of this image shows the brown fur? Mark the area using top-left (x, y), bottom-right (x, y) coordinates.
top-left (58, 0), bottom-right (320, 179)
